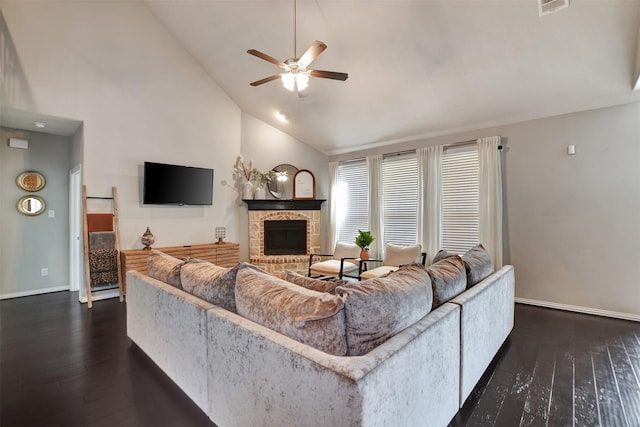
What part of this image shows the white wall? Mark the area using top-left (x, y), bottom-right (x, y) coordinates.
top-left (239, 112), bottom-right (329, 260)
top-left (331, 102), bottom-right (640, 318)
top-left (1, 1), bottom-right (242, 254)
top-left (1, 128), bottom-right (71, 296)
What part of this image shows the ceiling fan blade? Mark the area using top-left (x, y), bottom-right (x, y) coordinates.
top-left (298, 41), bottom-right (327, 67)
top-left (309, 69), bottom-right (349, 81)
top-left (250, 74), bottom-right (282, 86)
top-left (247, 49), bottom-right (286, 68)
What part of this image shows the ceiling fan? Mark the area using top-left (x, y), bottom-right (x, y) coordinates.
top-left (247, 0), bottom-right (348, 96)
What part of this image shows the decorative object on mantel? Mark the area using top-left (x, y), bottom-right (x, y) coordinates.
top-left (268, 164), bottom-right (298, 200)
top-left (233, 156), bottom-right (254, 200)
top-left (355, 230), bottom-right (375, 260)
top-left (215, 227), bottom-right (226, 244)
top-left (16, 171), bottom-right (46, 192)
top-left (141, 227), bottom-right (155, 250)
top-left (293, 169), bottom-right (315, 200)
top-left (251, 168), bottom-right (275, 200)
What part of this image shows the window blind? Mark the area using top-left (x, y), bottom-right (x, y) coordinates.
top-left (441, 147), bottom-right (479, 255)
top-left (382, 153), bottom-right (418, 246)
top-left (337, 160), bottom-right (369, 244)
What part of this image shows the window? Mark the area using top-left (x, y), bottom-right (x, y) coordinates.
top-left (382, 153), bottom-right (418, 246)
top-left (441, 146), bottom-right (479, 255)
top-left (336, 160), bottom-right (369, 244)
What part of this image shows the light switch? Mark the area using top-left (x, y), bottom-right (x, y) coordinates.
top-left (567, 145), bottom-right (576, 155)
top-left (48, 210), bottom-right (55, 218)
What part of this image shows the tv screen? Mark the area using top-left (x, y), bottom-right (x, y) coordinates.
top-left (143, 161), bottom-right (213, 206)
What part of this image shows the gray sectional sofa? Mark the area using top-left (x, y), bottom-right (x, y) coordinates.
top-left (127, 258), bottom-right (514, 427)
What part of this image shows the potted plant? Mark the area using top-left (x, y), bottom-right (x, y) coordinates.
top-left (355, 230), bottom-right (375, 260)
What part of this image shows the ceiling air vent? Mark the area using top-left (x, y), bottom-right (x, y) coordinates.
top-left (539, 0), bottom-right (569, 16)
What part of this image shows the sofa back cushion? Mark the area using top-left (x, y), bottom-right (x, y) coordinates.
top-left (427, 255), bottom-right (467, 308)
top-left (235, 267), bottom-right (348, 356)
top-left (181, 261), bottom-right (259, 313)
top-left (461, 244), bottom-right (494, 287)
top-left (384, 243), bottom-right (423, 267)
top-left (284, 270), bottom-right (346, 294)
top-left (431, 244), bottom-right (494, 288)
top-left (147, 250), bottom-right (185, 289)
top-left (335, 263), bottom-right (433, 356)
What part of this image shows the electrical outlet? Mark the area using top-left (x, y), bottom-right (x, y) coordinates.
top-left (41, 268), bottom-right (48, 276)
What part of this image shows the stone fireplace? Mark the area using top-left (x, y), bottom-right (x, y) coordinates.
top-left (246, 200), bottom-right (324, 278)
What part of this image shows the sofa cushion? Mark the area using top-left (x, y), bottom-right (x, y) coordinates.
top-left (147, 250), bottom-right (186, 289)
top-left (384, 243), bottom-right (423, 267)
top-left (333, 241), bottom-right (361, 262)
top-left (462, 244), bottom-right (494, 287)
top-left (181, 262), bottom-right (259, 313)
top-left (335, 263), bottom-right (433, 356)
top-left (427, 255), bottom-right (467, 308)
top-left (432, 245), bottom-right (494, 288)
top-left (235, 267), bottom-right (348, 356)
top-left (432, 249), bottom-right (453, 264)
top-left (283, 270), bottom-right (346, 294)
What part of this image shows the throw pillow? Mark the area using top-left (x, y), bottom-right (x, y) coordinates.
top-left (284, 270), bottom-right (347, 294)
top-left (462, 244), bottom-right (494, 287)
top-left (432, 249), bottom-right (453, 264)
top-left (147, 250), bottom-right (186, 289)
top-left (384, 243), bottom-right (423, 267)
top-left (181, 261), bottom-right (259, 313)
top-left (235, 267), bottom-right (348, 356)
top-left (335, 263), bottom-right (433, 356)
top-left (427, 255), bottom-right (466, 308)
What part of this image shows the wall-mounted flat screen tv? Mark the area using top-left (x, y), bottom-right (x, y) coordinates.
top-left (143, 161), bottom-right (213, 206)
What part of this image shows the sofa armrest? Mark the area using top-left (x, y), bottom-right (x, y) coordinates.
top-left (449, 265), bottom-right (515, 406)
top-left (126, 270), bottom-right (214, 412)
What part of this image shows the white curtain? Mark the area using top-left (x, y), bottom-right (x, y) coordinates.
top-left (478, 136), bottom-right (503, 269)
top-left (367, 154), bottom-right (384, 258)
top-left (327, 161), bottom-right (340, 253)
top-left (417, 145), bottom-right (442, 264)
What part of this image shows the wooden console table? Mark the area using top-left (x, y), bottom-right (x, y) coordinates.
top-left (120, 242), bottom-right (240, 292)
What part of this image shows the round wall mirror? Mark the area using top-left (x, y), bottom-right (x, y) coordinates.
top-left (16, 171), bottom-right (46, 192)
top-left (267, 164), bottom-right (298, 200)
top-left (17, 195), bottom-right (46, 216)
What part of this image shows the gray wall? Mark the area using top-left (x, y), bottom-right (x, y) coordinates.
top-left (1, 128), bottom-right (71, 296)
top-left (331, 102), bottom-right (640, 318)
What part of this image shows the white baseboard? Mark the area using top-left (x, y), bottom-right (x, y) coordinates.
top-left (78, 288), bottom-right (121, 304)
top-left (515, 297), bottom-right (640, 322)
top-left (0, 286), bottom-right (70, 300)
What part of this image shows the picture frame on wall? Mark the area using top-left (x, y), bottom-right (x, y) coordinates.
top-left (293, 169), bottom-right (315, 200)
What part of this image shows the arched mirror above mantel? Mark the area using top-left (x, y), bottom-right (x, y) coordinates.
top-left (17, 195), bottom-right (46, 216)
top-left (267, 164), bottom-right (298, 200)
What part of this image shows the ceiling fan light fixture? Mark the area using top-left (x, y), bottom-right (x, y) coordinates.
top-left (281, 72), bottom-right (296, 91)
top-left (296, 72), bottom-right (309, 91)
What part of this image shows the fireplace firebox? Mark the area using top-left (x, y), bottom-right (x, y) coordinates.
top-left (263, 220), bottom-right (306, 255)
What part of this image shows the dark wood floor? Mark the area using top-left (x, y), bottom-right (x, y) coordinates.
top-left (1, 292), bottom-right (639, 427)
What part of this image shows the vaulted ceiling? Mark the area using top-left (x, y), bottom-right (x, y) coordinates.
top-left (144, 0), bottom-right (640, 155)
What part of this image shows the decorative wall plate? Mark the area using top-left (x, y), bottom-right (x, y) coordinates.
top-left (16, 171), bottom-right (46, 192)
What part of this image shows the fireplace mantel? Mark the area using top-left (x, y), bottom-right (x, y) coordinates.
top-left (243, 199), bottom-right (326, 211)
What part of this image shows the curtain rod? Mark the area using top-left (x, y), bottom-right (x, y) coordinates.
top-left (339, 137), bottom-right (503, 164)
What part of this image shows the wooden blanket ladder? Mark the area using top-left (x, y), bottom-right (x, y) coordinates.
top-left (82, 186), bottom-right (123, 308)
